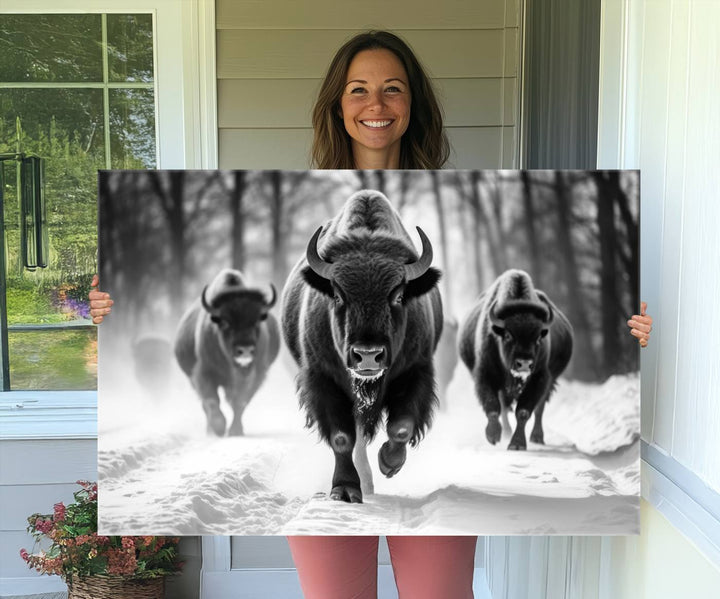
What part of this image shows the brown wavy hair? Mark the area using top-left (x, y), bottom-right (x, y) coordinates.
top-left (311, 31), bottom-right (449, 170)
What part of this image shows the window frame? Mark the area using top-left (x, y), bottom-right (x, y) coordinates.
top-left (597, 0), bottom-right (720, 568)
top-left (0, 0), bottom-right (218, 439)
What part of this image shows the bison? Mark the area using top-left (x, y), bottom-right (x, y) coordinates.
top-left (282, 190), bottom-right (442, 503)
top-left (174, 269), bottom-right (280, 436)
top-left (458, 269), bottom-right (573, 450)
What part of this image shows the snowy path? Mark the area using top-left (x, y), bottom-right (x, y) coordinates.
top-left (98, 361), bottom-right (639, 536)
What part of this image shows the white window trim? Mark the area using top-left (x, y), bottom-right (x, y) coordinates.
top-left (0, 0), bottom-right (217, 440)
top-left (597, 0), bottom-right (720, 569)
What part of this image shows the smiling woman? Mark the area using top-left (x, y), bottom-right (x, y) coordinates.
top-left (310, 30), bottom-right (449, 170)
top-left (339, 49), bottom-right (412, 169)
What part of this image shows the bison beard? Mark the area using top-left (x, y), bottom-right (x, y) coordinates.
top-left (282, 190), bottom-right (443, 503)
top-left (350, 371), bottom-right (383, 410)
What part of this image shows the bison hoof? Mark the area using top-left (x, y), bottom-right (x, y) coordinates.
top-left (330, 485), bottom-right (363, 503)
top-left (228, 421), bottom-right (245, 436)
top-left (508, 440), bottom-right (527, 451)
top-left (486, 415), bottom-right (502, 445)
top-left (207, 413), bottom-right (227, 436)
top-left (530, 429), bottom-right (544, 444)
top-left (378, 441), bottom-right (406, 478)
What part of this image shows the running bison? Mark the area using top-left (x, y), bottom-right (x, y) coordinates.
top-left (459, 269), bottom-right (573, 450)
top-left (282, 190), bottom-right (442, 503)
top-left (174, 269), bottom-right (280, 436)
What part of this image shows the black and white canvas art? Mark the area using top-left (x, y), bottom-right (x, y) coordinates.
top-left (97, 169), bottom-right (640, 535)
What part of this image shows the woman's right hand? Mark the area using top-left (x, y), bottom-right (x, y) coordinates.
top-left (89, 274), bottom-right (113, 324)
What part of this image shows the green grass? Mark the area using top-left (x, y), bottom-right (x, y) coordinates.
top-left (9, 329), bottom-right (97, 390)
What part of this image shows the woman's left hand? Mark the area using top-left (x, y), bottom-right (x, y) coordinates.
top-left (627, 301), bottom-right (653, 348)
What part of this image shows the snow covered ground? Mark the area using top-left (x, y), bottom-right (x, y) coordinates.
top-left (98, 355), bottom-right (639, 536)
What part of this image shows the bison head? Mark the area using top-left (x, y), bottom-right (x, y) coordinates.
top-left (201, 285), bottom-right (276, 368)
top-left (489, 297), bottom-right (553, 381)
top-left (302, 226), bottom-right (440, 386)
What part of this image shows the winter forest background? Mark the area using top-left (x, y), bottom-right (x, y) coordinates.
top-left (99, 169), bottom-right (639, 383)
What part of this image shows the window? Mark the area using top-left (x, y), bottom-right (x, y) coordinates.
top-left (0, 1), bottom-right (215, 439)
top-left (0, 13), bottom-right (156, 390)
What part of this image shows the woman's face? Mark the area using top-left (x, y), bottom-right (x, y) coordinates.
top-left (339, 49), bottom-right (411, 163)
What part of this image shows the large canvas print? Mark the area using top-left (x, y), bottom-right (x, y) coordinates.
top-left (97, 169), bottom-right (640, 535)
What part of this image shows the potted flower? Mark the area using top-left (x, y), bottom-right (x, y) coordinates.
top-left (20, 481), bottom-right (182, 599)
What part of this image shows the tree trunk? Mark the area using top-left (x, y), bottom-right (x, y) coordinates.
top-left (554, 171), bottom-right (597, 380)
top-left (431, 171), bottom-right (452, 312)
top-left (472, 171), bottom-right (505, 280)
top-left (614, 177), bottom-right (640, 313)
top-left (521, 171), bottom-right (543, 288)
top-left (468, 172), bottom-right (486, 294)
top-left (231, 171), bottom-right (247, 271)
top-left (269, 171), bottom-right (286, 288)
top-left (594, 171), bottom-right (621, 377)
top-left (375, 170), bottom-right (386, 195)
top-left (166, 171), bottom-right (186, 317)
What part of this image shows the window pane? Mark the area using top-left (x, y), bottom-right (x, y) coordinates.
top-left (0, 14), bottom-right (103, 82)
top-left (0, 13), bottom-right (157, 391)
top-left (107, 14), bottom-right (154, 83)
top-left (0, 88), bottom-right (106, 162)
top-left (110, 88), bottom-right (156, 168)
top-left (1, 88), bottom-right (103, 284)
top-left (8, 328), bottom-right (96, 390)
top-left (2, 88), bottom-right (101, 390)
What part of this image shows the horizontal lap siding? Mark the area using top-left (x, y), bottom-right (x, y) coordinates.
top-left (219, 127), bottom-right (513, 170)
top-left (216, 0), bottom-right (521, 170)
top-left (217, 0), bottom-right (516, 30)
top-left (0, 440), bottom-right (97, 580)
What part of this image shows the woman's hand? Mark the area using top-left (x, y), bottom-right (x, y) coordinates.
top-left (627, 301), bottom-right (652, 348)
top-left (89, 274), bottom-right (113, 324)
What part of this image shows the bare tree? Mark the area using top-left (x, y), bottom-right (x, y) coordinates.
top-left (230, 171), bottom-right (247, 271)
top-left (521, 171), bottom-right (543, 287)
top-left (593, 171), bottom-right (622, 376)
top-left (554, 171), bottom-right (597, 380)
top-left (430, 171), bottom-right (452, 309)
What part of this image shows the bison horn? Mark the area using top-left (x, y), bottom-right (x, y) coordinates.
top-left (200, 285), bottom-right (214, 314)
top-left (488, 301), bottom-right (505, 329)
top-left (306, 226), bottom-right (334, 280)
top-left (404, 227), bottom-right (433, 281)
top-left (266, 284), bottom-right (277, 308)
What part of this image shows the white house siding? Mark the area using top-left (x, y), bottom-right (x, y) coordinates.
top-left (0, 440), bottom-right (97, 595)
top-left (216, 0), bottom-right (522, 170)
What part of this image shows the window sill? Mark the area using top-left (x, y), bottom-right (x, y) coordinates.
top-left (642, 440), bottom-right (720, 567)
top-left (0, 391), bottom-right (96, 440)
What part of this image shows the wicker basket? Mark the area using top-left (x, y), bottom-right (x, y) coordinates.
top-left (67, 575), bottom-right (165, 599)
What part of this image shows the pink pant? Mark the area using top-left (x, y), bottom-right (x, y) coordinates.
top-left (287, 536), bottom-right (477, 599)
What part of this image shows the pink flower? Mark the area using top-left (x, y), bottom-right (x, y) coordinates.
top-left (34, 518), bottom-right (54, 534)
top-left (107, 548), bottom-right (137, 576)
top-left (53, 503), bottom-right (66, 522)
top-left (20, 548), bottom-right (29, 562)
top-left (121, 537), bottom-right (135, 550)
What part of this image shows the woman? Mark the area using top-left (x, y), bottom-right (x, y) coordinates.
top-left (90, 30), bottom-right (652, 599)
